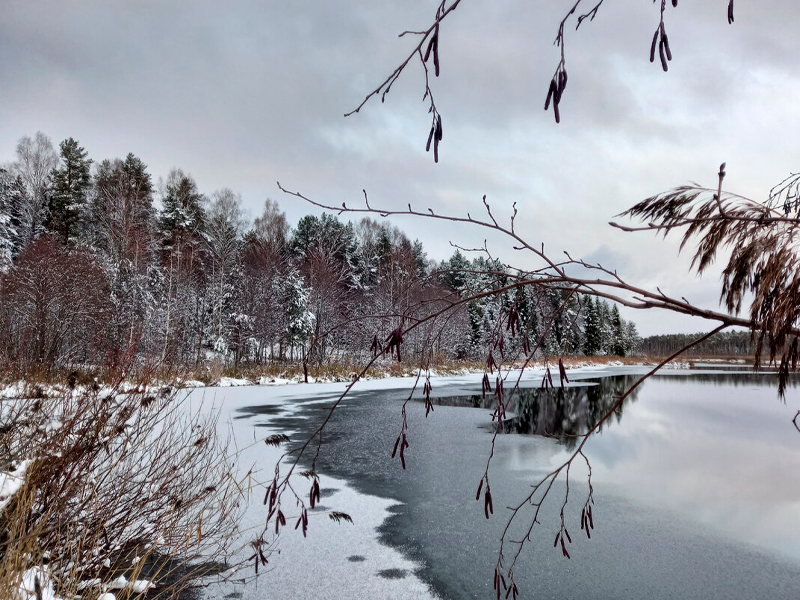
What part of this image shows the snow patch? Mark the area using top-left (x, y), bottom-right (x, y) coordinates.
top-left (179, 379), bottom-right (207, 388)
top-left (217, 377), bottom-right (253, 387)
top-left (0, 459), bottom-right (32, 514)
top-left (14, 566), bottom-right (60, 600)
top-left (106, 575), bottom-right (153, 593)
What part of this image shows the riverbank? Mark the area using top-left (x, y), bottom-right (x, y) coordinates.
top-left (0, 354), bottom-right (725, 399)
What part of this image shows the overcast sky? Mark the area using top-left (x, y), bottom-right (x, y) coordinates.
top-left (2, 0), bottom-right (798, 335)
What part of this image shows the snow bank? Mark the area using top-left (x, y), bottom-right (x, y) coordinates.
top-left (217, 377), bottom-right (253, 387)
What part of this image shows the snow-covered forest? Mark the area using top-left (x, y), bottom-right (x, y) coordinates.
top-left (641, 331), bottom-right (754, 358)
top-left (0, 132), bottom-right (641, 379)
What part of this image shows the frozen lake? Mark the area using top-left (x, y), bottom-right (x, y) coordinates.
top-left (200, 367), bottom-right (800, 599)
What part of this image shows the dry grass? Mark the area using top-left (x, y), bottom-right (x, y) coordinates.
top-left (0, 375), bottom-right (245, 599)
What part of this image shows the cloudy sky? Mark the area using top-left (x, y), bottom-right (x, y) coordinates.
top-left (2, 0), bottom-right (799, 335)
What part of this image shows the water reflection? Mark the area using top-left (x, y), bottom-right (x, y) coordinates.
top-left (655, 370), bottom-right (798, 388)
top-left (276, 370), bottom-right (800, 598)
top-left (428, 375), bottom-right (642, 448)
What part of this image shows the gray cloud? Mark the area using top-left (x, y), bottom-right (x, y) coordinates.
top-left (1, 0), bottom-right (798, 334)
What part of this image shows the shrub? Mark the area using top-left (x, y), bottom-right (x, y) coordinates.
top-left (0, 377), bottom-right (242, 599)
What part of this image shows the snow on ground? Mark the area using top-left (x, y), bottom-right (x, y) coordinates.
top-left (217, 376), bottom-right (252, 387)
top-left (15, 566), bottom-right (58, 600)
top-left (192, 382), bottom-right (445, 600)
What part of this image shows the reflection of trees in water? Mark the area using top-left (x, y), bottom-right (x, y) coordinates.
top-left (429, 375), bottom-right (642, 450)
top-left (509, 376), bottom-right (641, 449)
top-left (653, 372), bottom-right (798, 388)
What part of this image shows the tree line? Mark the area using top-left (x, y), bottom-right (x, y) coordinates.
top-left (641, 330), bottom-right (754, 357)
top-left (0, 131), bottom-right (641, 378)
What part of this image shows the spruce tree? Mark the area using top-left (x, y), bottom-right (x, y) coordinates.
top-left (48, 138), bottom-right (92, 244)
top-left (598, 298), bottom-right (611, 354)
top-left (583, 295), bottom-right (602, 355)
top-left (610, 304), bottom-right (626, 356)
top-left (439, 249), bottom-right (470, 291)
top-left (284, 268), bottom-right (314, 352)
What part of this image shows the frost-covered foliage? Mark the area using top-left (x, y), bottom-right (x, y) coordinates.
top-left (0, 169), bottom-right (24, 265)
top-left (0, 382), bottom-right (242, 599)
top-left (438, 251), bottom-right (641, 360)
top-left (0, 131), bottom-right (643, 376)
top-left (284, 268), bottom-right (315, 352)
top-left (9, 132), bottom-right (58, 248)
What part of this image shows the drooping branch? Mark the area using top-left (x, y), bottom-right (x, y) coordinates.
top-left (613, 167), bottom-right (800, 394)
top-left (277, 181), bottom-right (763, 333)
top-left (494, 324), bottom-right (727, 593)
top-left (269, 168), bottom-right (798, 597)
top-left (346, 1), bottom-right (736, 153)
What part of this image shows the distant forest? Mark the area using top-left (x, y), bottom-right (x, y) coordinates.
top-left (0, 132), bottom-right (646, 378)
top-left (641, 331), bottom-right (755, 357)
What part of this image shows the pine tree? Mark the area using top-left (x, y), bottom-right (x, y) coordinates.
top-left (290, 213), bottom-right (356, 264)
top-left (157, 169), bottom-right (205, 248)
top-left (583, 295), bottom-right (602, 355)
top-left (92, 153), bottom-right (154, 266)
top-left (155, 169), bottom-right (206, 363)
top-left (48, 138), bottom-right (93, 244)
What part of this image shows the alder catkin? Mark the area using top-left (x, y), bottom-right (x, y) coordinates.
top-left (545, 80), bottom-right (556, 110)
top-left (650, 30), bottom-right (659, 62)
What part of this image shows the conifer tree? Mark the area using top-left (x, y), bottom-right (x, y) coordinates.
top-left (92, 153), bottom-right (154, 266)
top-left (610, 304), bottom-right (626, 356)
top-left (583, 295), bottom-right (602, 355)
top-left (155, 169), bottom-right (206, 363)
top-left (157, 169), bottom-right (205, 250)
top-left (439, 249), bottom-right (470, 291)
top-left (597, 299), bottom-right (611, 354)
top-left (284, 268), bottom-right (315, 357)
top-left (48, 138), bottom-right (92, 244)
top-left (290, 213), bottom-right (356, 268)
top-left (412, 239), bottom-right (429, 279)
